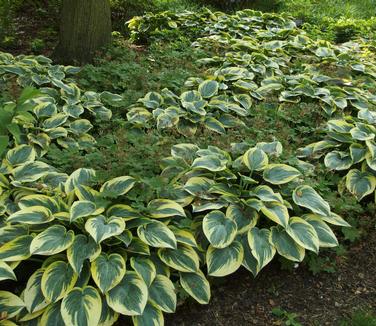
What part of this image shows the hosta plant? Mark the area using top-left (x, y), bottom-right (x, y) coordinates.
top-left (298, 109), bottom-right (376, 202)
top-left (160, 141), bottom-right (349, 278)
top-left (0, 149), bottom-right (210, 325)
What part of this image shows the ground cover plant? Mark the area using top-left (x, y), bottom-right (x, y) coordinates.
top-left (0, 2), bottom-right (375, 326)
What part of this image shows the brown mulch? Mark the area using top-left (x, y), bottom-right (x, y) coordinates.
top-left (166, 226), bottom-right (376, 326)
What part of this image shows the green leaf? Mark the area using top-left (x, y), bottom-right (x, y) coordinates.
top-left (70, 200), bottom-right (97, 222)
top-left (207, 241), bottom-right (244, 277)
top-left (137, 220), bottom-right (177, 249)
top-left (270, 227), bottom-right (305, 262)
top-left (158, 244), bottom-right (200, 273)
top-left (292, 185), bottom-right (331, 216)
top-left (179, 271), bottom-right (211, 304)
top-left (85, 215), bottom-right (125, 243)
top-left (345, 169), bottom-right (376, 201)
top-left (41, 261), bottom-right (77, 302)
top-left (263, 164), bottom-right (301, 185)
top-left (184, 176), bottom-right (214, 199)
top-left (91, 253), bottom-right (126, 293)
top-left (203, 210), bottom-right (237, 248)
top-left (106, 272), bottom-right (148, 316)
top-left (30, 225), bottom-right (74, 255)
top-left (148, 275), bottom-right (177, 313)
top-left (61, 286), bottom-right (102, 326)
top-left (286, 217), bottom-right (320, 253)
top-left (100, 176), bottom-right (136, 197)
top-left (248, 228), bottom-right (275, 272)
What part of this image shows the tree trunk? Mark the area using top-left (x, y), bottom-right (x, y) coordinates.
top-left (54, 0), bottom-right (112, 65)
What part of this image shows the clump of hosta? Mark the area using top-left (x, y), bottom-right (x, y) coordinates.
top-left (298, 109), bottom-right (376, 202)
top-left (0, 148), bottom-right (210, 325)
top-left (128, 9), bottom-right (376, 125)
top-left (126, 83), bottom-right (249, 136)
top-left (161, 141), bottom-right (349, 278)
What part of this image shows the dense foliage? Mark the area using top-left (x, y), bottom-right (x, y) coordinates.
top-left (1, 4), bottom-right (375, 326)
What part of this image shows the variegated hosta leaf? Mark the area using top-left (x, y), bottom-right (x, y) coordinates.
top-left (261, 201), bottom-right (289, 227)
top-left (7, 206), bottom-right (53, 225)
top-left (263, 164), bottom-right (301, 185)
top-left (137, 220), bottom-right (177, 249)
top-left (18, 195), bottom-right (60, 213)
top-left (179, 271), bottom-right (211, 304)
top-left (24, 269), bottom-right (48, 313)
top-left (306, 213), bottom-right (350, 227)
top-left (191, 155), bottom-right (227, 172)
top-left (91, 253), bottom-right (126, 293)
top-left (240, 235), bottom-right (258, 277)
top-left (158, 244), bottom-right (200, 273)
top-left (169, 227), bottom-right (198, 247)
top-left (13, 161), bottom-right (52, 183)
top-left (198, 80), bottom-right (219, 98)
top-left (345, 169), bottom-right (376, 200)
top-left (0, 261), bottom-right (17, 281)
top-left (324, 151), bottom-right (353, 171)
top-left (247, 228), bottom-right (275, 272)
top-left (0, 291), bottom-right (25, 319)
top-left (65, 168), bottom-right (96, 193)
top-left (148, 199), bottom-right (186, 218)
top-left (67, 234), bottom-right (101, 274)
top-left (0, 225), bottom-right (29, 246)
top-left (70, 200), bottom-right (97, 222)
top-left (206, 241), bottom-right (244, 277)
top-left (270, 227), bottom-right (305, 262)
top-left (252, 185), bottom-right (283, 203)
top-left (61, 286), bottom-right (102, 326)
top-left (148, 275), bottom-right (177, 313)
top-left (130, 257), bottom-right (156, 287)
top-left (305, 216), bottom-right (338, 248)
top-left (100, 176), bottom-right (136, 197)
top-left (40, 302), bottom-right (65, 326)
top-left (292, 185), bottom-right (331, 216)
top-left (0, 235), bottom-right (33, 262)
top-left (30, 225), bottom-right (74, 255)
top-left (226, 205), bottom-right (258, 234)
top-left (286, 217), bottom-right (320, 253)
top-left (132, 303), bottom-right (164, 326)
top-left (243, 147), bottom-right (268, 171)
top-left (99, 297), bottom-right (119, 326)
top-left (184, 176), bottom-right (215, 199)
top-left (6, 145), bottom-right (36, 166)
top-left (106, 272), bottom-right (148, 316)
top-left (203, 210), bottom-right (237, 248)
top-left (41, 261), bottom-right (77, 302)
top-left (85, 215), bottom-right (125, 243)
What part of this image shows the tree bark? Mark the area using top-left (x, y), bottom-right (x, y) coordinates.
top-left (54, 0), bottom-right (112, 65)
